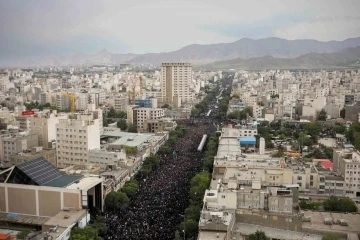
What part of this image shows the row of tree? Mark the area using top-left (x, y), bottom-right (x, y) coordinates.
top-left (70, 216), bottom-right (107, 240)
top-left (175, 78), bottom-right (231, 240)
top-left (227, 107), bottom-right (253, 120)
top-left (104, 126), bottom-right (186, 213)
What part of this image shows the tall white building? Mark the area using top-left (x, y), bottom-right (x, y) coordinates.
top-left (56, 112), bottom-right (100, 168)
top-left (160, 62), bottom-right (193, 105)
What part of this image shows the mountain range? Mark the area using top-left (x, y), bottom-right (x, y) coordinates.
top-left (203, 46), bottom-right (360, 70)
top-left (3, 37), bottom-right (360, 69)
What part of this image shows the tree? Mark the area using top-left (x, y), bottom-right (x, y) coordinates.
top-left (17, 229), bottom-right (30, 240)
top-left (304, 122), bottom-right (322, 138)
top-left (121, 181), bottom-right (139, 197)
top-left (332, 124), bottom-right (346, 134)
top-left (108, 107), bottom-right (116, 118)
top-left (91, 216), bottom-right (107, 236)
top-left (174, 230), bottom-right (181, 240)
top-left (322, 233), bottom-right (341, 240)
top-left (180, 219), bottom-right (198, 238)
top-left (161, 104), bottom-right (170, 109)
top-left (185, 204), bottom-right (201, 221)
top-left (71, 226), bottom-right (101, 240)
top-left (123, 146), bottom-right (138, 155)
top-left (323, 147), bottom-right (333, 159)
top-left (317, 109), bottom-right (327, 121)
top-left (191, 108), bottom-right (200, 117)
top-left (127, 123), bottom-right (137, 133)
top-left (116, 111), bottom-right (126, 118)
top-left (249, 230), bottom-right (269, 240)
top-left (104, 191), bottom-right (130, 211)
top-left (323, 196), bottom-right (357, 212)
top-left (117, 119), bottom-right (128, 130)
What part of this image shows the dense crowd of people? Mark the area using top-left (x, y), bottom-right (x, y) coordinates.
top-left (105, 119), bottom-right (214, 240)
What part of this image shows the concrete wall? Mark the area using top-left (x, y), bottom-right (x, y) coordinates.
top-left (0, 183), bottom-right (81, 217)
top-left (39, 190), bottom-right (61, 216)
top-left (8, 188), bottom-right (36, 215)
top-left (236, 211), bottom-right (302, 231)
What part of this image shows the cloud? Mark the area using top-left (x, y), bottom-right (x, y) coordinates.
top-left (0, 0), bottom-right (360, 62)
top-left (274, 16), bottom-right (360, 41)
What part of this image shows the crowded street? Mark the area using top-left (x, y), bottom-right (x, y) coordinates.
top-left (105, 119), bottom-right (215, 240)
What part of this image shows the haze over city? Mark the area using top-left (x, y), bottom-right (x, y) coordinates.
top-left (1, 0), bottom-right (360, 65)
top-left (1, 1), bottom-right (360, 240)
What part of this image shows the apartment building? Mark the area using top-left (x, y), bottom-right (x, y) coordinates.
top-left (333, 149), bottom-right (360, 199)
top-left (0, 132), bottom-right (38, 165)
top-left (127, 107), bottom-right (165, 132)
top-left (30, 111), bottom-right (68, 148)
top-left (160, 62), bottom-right (193, 105)
top-left (10, 146), bottom-right (56, 167)
top-left (15, 115), bottom-right (32, 131)
top-left (114, 94), bottom-right (128, 112)
top-left (89, 148), bottom-right (126, 171)
top-left (56, 113), bottom-right (100, 168)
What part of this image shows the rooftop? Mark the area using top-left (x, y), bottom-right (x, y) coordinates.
top-left (66, 176), bottom-right (102, 191)
top-left (102, 131), bottom-right (154, 147)
top-left (302, 211), bottom-right (360, 234)
top-left (0, 212), bottom-right (49, 226)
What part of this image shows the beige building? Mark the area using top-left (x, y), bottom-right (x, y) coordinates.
top-left (160, 62), bottom-right (193, 105)
top-left (127, 106), bottom-right (165, 132)
top-left (10, 147), bottom-right (56, 167)
top-left (56, 112), bottom-right (100, 168)
top-left (30, 111), bottom-right (67, 148)
top-left (114, 94), bottom-right (128, 112)
top-left (0, 132), bottom-right (38, 165)
top-left (333, 149), bottom-right (360, 199)
top-left (0, 158), bottom-right (103, 240)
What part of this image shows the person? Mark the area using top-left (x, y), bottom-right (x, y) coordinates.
top-left (105, 120), bottom-right (215, 240)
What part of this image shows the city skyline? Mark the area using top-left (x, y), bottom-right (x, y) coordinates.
top-left (1, 0), bottom-right (360, 62)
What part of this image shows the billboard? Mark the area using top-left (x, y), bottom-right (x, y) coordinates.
top-left (22, 111), bottom-right (34, 116)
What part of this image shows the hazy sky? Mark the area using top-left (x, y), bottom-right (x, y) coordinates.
top-left (1, 0), bottom-right (360, 60)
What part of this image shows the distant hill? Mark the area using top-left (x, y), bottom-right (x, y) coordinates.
top-left (202, 47), bottom-right (360, 70)
top-left (126, 37), bottom-right (360, 65)
top-left (2, 37), bottom-right (360, 67)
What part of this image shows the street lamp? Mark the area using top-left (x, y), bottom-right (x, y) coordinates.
top-left (182, 229), bottom-right (185, 240)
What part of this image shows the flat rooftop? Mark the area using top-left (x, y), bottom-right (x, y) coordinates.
top-left (302, 211), bottom-right (360, 234)
top-left (0, 212), bottom-right (49, 226)
top-left (198, 231), bottom-right (227, 240)
top-left (44, 209), bottom-right (87, 228)
top-left (102, 131), bottom-right (154, 147)
top-left (66, 176), bottom-right (102, 191)
top-left (234, 223), bottom-right (322, 240)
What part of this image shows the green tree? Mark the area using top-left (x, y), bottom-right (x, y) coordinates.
top-left (71, 226), bottom-right (101, 240)
top-left (317, 109), bottom-right (327, 121)
top-left (332, 124), bottom-right (346, 134)
top-left (108, 107), bottom-right (116, 118)
top-left (323, 196), bottom-right (357, 212)
top-left (322, 233), bottom-right (340, 240)
top-left (323, 147), bottom-right (333, 159)
top-left (249, 230), bottom-right (269, 240)
top-left (174, 230), bottom-right (181, 240)
top-left (304, 122), bottom-right (322, 138)
top-left (121, 181), bottom-right (139, 197)
top-left (185, 204), bottom-right (201, 221)
top-left (17, 229), bottom-right (31, 240)
top-left (91, 216), bottom-right (107, 236)
top-left (104, 191), bottom-right (130, 211)
top-left (190, 172), bottom-right (211, 188)
top-left (180, 219), bottom-right (198, 238)
top-left (123, 146), bottom-right (138, 155)
top-left (161, 104), bottom-right (170, 109)
top-left (116, 111), bottom-right (127, 118)
top-left (127, 123), bottom-right (137, 133)
top-left (191, 108), bottom-right (200, 117)
top-left (117, 119), bottom-right (128, 130)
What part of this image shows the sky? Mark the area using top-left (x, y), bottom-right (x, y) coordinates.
top-left (0, 0), bottom-right (360, 61)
